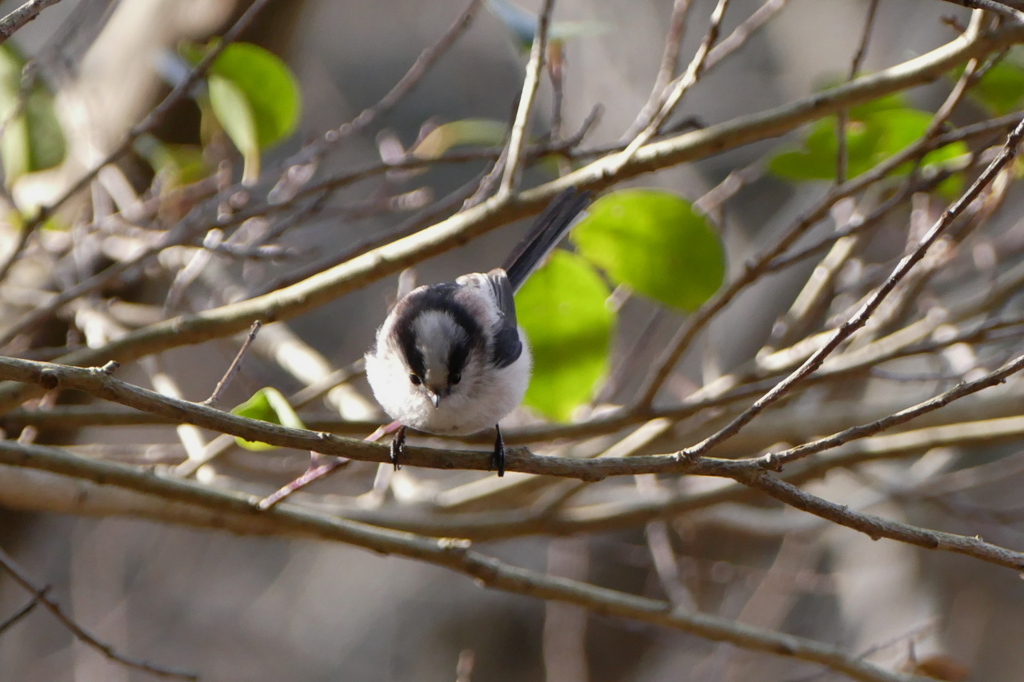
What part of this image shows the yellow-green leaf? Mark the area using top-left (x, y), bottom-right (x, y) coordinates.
top-left (209, 74), bottom-right (260, 184)
top-left (517, 251), bottom-right (613, 421)
top-left (769, 105), bottom-right (969, 193)
top-left (0, 44), bottom-right (66, 185)
top-left (572, 189), bottom-right (725, 312)
top-left (186, 41), bottom-right (301, 184)
top-left (410, 119), bottom-right (507, 159)
top-left (959, 49), bottom-right (1024, 115)
top-left (135, 135), bottom-right (211, 186)
top-left (231, 387), bottom-right (305, 451)
top-left (209, 42), bottom-right (300, 149)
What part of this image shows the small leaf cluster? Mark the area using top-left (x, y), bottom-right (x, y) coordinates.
top-left (769, 93), bottom-right (969, 195)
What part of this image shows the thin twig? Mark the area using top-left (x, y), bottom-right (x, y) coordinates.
top-left (676, 115), bottom-right (1024, 460)
top-left (936, 0), bottom-right (1024, 21)
top-left (0, 451), bottom-right (913, 682)
top-left (203, 320), bottom-right (262, 406)
top-left (612, 0), bottom-right (731, 172)
top-left (625, 0), bottom-right (695, 137)
top-left (0, 19), bottom-right (1017, 414)
top-left (836, 0), bottom-right (881, 184)
top-left (0, 590), bottom-right (44, 635)
top-left (0, 0), bottom-right (63, 43)
top-left (758, 351), bottom-right (1024, 469)
top-left (0, 545), bottom-right (197, 679)
top-left (634, 18), bottom-right (996, 406)
top-left (498, 0), bottom-right (556, 198)
top-left (3, 350), bottom-right (1024, 569)
top-left (703, 0), bottom-right (789, 70)
top-left (766, 30), bottom-right (983, 354)
top-left (288, 0), bottom-right (483, 168)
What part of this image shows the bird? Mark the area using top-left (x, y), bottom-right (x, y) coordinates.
top-left (364, 188), bottom-right (593, 476)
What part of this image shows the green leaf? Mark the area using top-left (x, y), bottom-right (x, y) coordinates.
top-left (209, 42), bottom-right (300, 148)
top-left (768, 106), bottom-right (969, 186)
top-left (571, 189), bottom-right (726, 312)
top-left (848, 92), bottom-right (908, 117)
top-left (0, 44), bottom-right (66, 185)
top-left (966, 56), bottom-right (1024, 115)
top-left (135, 135), bottom-right (211, 186)
top-left (231, 387), bottom-right (305, 451)
top-left (517, 251), bottom-right (613, 422)
top-left (190, 41), bottom-right (301, 184)
top-left (208, 74), bottom-right (261, 184)
top-left (410, 119), bottom-right (507, 159)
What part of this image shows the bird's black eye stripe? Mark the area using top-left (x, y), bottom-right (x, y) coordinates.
top-left (409, 373), bottom-right (422, 385)
top-left (395, 316), bottom-right (427, 379)
top-left (447, 340), bottom-right (470, 387)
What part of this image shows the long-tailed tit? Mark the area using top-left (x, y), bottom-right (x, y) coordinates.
top-left (365, 188), bottom-right (593, 476)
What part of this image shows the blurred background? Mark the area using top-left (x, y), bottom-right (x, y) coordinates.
top-left (0, 0), bottom-right (1022, 680)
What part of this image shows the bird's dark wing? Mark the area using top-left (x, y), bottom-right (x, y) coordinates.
top-left (485, 270), bottom-right (522, 369)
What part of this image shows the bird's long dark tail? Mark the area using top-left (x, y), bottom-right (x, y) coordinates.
top-left (502, 188), bottom-right (594, 292)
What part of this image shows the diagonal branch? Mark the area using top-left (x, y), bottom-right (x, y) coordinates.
top-left (498, 0), bottom-right (555, 197)
top-left (0, 0), bottom-right (63, 44)
top-left (673, 116), bottom-right (1024, 460)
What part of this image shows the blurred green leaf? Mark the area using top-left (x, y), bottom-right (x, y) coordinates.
top-left (40, 215), bottom-right (69, 231)
top-left (848, 92), bottom-right (908, 117)
top-left (517, 251), bottom-right (613, 421)
top-left (209, 74), bottom-right (261, 184)
top-left (411, 119), bottom-right (507, 159)
top-left (186, 41), bottom-right (301, 184)
top-left (768, 105), bottom-right (969, 188)
top-left (231, 387), bottom-right (305, 451)
top-left (571, 189), bottom-right (726, 312)
top-left (964, 54), bottom-right (1024, 115)
top-left (135, 135), bottom-right (211, 186)
top-left (0, 44), bottom-right (66, 185)
top-left (209, 42), bottom-right (300, 149)
top-left (770, 119), bottom-right (881, 180)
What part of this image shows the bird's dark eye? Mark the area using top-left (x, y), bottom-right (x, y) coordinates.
top-left (409, 373), bottom-right (422, 386)
top-left (450, 371), bottom-right (462, 385)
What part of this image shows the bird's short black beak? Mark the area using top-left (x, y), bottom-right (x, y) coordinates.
top-left (428, 391), bottom-right (441, 408)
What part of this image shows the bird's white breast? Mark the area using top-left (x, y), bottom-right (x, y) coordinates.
top-left (365, 331), bottom-right (532, 435)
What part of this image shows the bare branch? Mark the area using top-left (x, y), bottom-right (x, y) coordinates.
top-left (203, 320), bottom-right (262, 406)
top-left (0, 444), bottom-right (922, 682)
top-left (836, 0), bottom-right (882, 184)
top-left (935, 0), bottom-right (1024, 22)
top-left (625, 0), bottom-right (695, 137)
top-left (0, 0), bottom-right (63, 44)
top-left (675, 116), bottom-right (1024, 460)
top-left (498, 0), bottom-right (555, 197)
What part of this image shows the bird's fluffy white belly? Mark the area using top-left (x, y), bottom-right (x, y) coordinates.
top-left (365, 345), bottom-right (532, 435)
